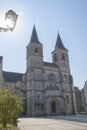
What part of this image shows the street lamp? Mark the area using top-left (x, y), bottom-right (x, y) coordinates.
top-left (0, 10), bottom-right (18, 32)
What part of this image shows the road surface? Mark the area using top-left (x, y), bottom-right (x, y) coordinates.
top-left (18, 114), bottom-right (87, 130)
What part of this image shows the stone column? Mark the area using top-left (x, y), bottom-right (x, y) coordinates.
top-left (26, 91), bottom-right (30, 116)
top-left (32, 90), bottom-right (35, 116)
top-left (46, 97), bottom-right (49, 116)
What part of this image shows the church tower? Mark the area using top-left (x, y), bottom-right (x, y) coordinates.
top-left (26, 25), bottom-right (44, 116)
top-left (26, 25), bottom-right (43, 69)
top-left (52, 33), bottom-right (70, 73)
top-left (52, 33), bottom-right (75, 114)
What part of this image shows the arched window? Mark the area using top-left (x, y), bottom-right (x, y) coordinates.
top-left (62, 53), bottom-right (65, 60)
top-left (57, 86), bottom-right (59, 91)
top-left (34, 47), bottom-right (38, 53)
top-left (66, 95), bottom-right (69, 103)
top-left (53, 53), bottom-right (57, 62)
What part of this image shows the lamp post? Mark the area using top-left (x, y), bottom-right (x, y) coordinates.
top-left (0, 10), bottom-right (18, 32)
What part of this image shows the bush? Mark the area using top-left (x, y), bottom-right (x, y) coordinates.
top-left (1, 124), bottom-right (20, 130)
top-left (0, 124), bottom-right (3, 130)
top-left (0, 88), bottom-right (23, 129)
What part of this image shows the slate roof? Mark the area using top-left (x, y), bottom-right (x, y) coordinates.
top-left (44, 62), bottom-right (58, 67)
top-left (55, 33), bottom-right (67, 50)
top-left (3, 71), bottom-right (23, 82)
top-left (30, 25), bottom-right (41, 44)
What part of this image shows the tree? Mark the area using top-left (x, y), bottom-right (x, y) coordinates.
top-left (0, 88), bottom-right (23, 129)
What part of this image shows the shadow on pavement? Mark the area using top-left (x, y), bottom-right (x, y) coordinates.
top-left (40, 114), bottom-right (87, 124)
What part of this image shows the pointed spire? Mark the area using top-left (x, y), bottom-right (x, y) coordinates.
top-left (55, 33), bottom-right (67, 50)
top-left (30, 25), bottom-right (41, 44)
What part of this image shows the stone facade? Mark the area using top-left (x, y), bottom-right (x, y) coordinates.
top-left (0, 25), bottom-right (76, 116)
top-left (24, 25), bottom-right (76, 116)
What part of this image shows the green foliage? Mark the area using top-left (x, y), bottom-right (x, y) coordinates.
top-left (0, 124), bottom-right (3, 130)
top-left (0, 88), bottom-right (23, 129)
top-left (0, 124), bottom-right (20, 130)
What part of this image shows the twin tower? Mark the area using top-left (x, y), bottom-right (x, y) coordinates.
top-left (25, 25), bottom-right (76, 116)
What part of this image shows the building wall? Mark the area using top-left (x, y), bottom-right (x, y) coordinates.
top-left (74, 86), bottom-right (82, 113)
top-left (26, 48), bottom-right (75, 116)
top-left (84, 81), bottom-right (87, 112)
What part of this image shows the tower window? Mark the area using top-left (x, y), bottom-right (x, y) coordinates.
top-left (62, 54), bottom-right (65, 60)
top-left (34, 48), bottom-right (38, 53)
top-left (54, 53), bottom-right (57, 62)
top-left (66, 95), bottom-right (69, 103)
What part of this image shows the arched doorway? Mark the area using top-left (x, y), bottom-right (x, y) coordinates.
top-left (51, 101), bottom-right (56, 113)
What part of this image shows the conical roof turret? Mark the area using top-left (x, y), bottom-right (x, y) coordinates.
top-left (55, 33), bottom-right (67, 50)
top-left (30, 25), bottom-right (41, 44)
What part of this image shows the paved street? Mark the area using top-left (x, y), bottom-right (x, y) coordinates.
top-left (18, 114), bottom-right (87, 130)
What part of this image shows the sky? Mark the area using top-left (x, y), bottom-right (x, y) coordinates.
top-left (0, 0), bottom-right (87, 89)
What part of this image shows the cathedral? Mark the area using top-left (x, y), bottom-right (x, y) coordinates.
top-left (0, 25), bottom-right (76, 116)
